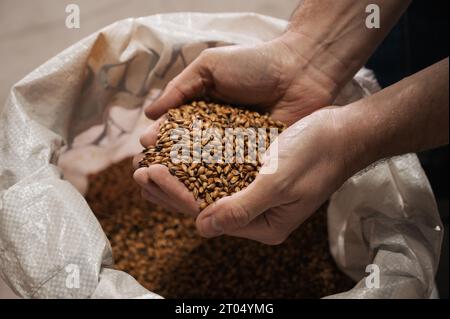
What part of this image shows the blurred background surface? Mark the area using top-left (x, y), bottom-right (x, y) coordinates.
top-left (0, 0), bottom-right (448, 299)
top-left (0, 0), bottom-right (298, 105)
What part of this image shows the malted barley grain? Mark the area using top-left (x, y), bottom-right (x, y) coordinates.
top-left (139, 101), bottom-right (285, 208)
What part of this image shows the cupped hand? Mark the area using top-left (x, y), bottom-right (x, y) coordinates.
top-left (133, 116), bottom-right (199, 217)
top-left (134, 35), bottom-right (343, 226)
top-left (194, 107), bottom-right (354, 244)
top-left (144, 35), bottom-right (339, 127)
top-left (134, 107), bottom-right (356, 244)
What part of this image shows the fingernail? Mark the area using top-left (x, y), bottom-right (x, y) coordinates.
top-left (200, 215), bottom-right (223, 237)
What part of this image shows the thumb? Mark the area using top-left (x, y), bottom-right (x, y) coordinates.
top-left (145, 58), bottom-right (211, 119)
top-left (195, 176), bottom-right (274, 237)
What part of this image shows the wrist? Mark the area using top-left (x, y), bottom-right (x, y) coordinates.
top-left (281, 0), bottom-right (412, 94)
top-left (277, 31), bottom-right (353, 98)
top-left (333, 101), bottom-right (384, 178)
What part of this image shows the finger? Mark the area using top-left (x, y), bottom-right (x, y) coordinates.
top-left (144, 57), bottom-right (212, 119)
top-left (140, 115), bottom-right (167, 147)
top-left (195, 175), bottom-right (275, 237)
top-left (141, 188), bottom-right (180, 213)
top-left (146, 165), bottom-right (199, 216)
top-left (139, 177), bottom-right (172, 203)
top-left (132, 153), bottom-right (144, 170)
top-left (133, 166), bottom-right (199, 216)
top-left (135, 167), bottom-right (187, 214)
top-left (226, 207), bottom-right (293, 245)
top-left (227, 213), bottom-right (284, 245)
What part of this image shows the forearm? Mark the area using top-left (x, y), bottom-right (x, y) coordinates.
top-left (280, 0), bottom-right (410, 93)
top-left (340, 58), bottom-right (449, 175)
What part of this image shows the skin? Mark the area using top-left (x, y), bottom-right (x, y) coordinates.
top-left (195, 58), bottom-right (449, 243)
top-left (134, 0), bottom-right (449, 244)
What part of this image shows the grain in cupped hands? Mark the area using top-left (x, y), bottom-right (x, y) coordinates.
top-left (139, 100), bottom-right (285, 209)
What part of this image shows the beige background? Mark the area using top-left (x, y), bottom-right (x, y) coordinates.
top-left (0, 0), bottom-right (298, 299)
top-left (0, 0), bottom-right (298, 106)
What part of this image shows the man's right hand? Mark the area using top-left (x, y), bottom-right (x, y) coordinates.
top-left (143, 35), bottom-right (339, 128)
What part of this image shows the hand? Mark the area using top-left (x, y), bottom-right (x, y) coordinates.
top-left (135, 35), bottom-right (341, 216)
top-left (144, 35), bottom-right (339, 128)
top-left (134, 107), bottom-right (355, 243)
top-left (133, 116), bottom-right (199, 216)
top-left (194, 108), bottom-right (354, 244)
top-left (197, 57), bottom-right (450, 244)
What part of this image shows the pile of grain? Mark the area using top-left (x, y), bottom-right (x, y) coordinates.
top-left (86, 158), bottom-right (354, 298)
top-left (139, 101), bottom-right (285, 209)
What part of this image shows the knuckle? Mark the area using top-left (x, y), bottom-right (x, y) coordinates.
top-left (197, 48), bottom-right (217, 66)
top-left (167, 78), bottom-right (175, 85)
top-left (165, 79), bottom-right (177, 90)
top-left (225, 203), bottom-right (251, 229)
top-left (199, 48), bottom-right (214, 59)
